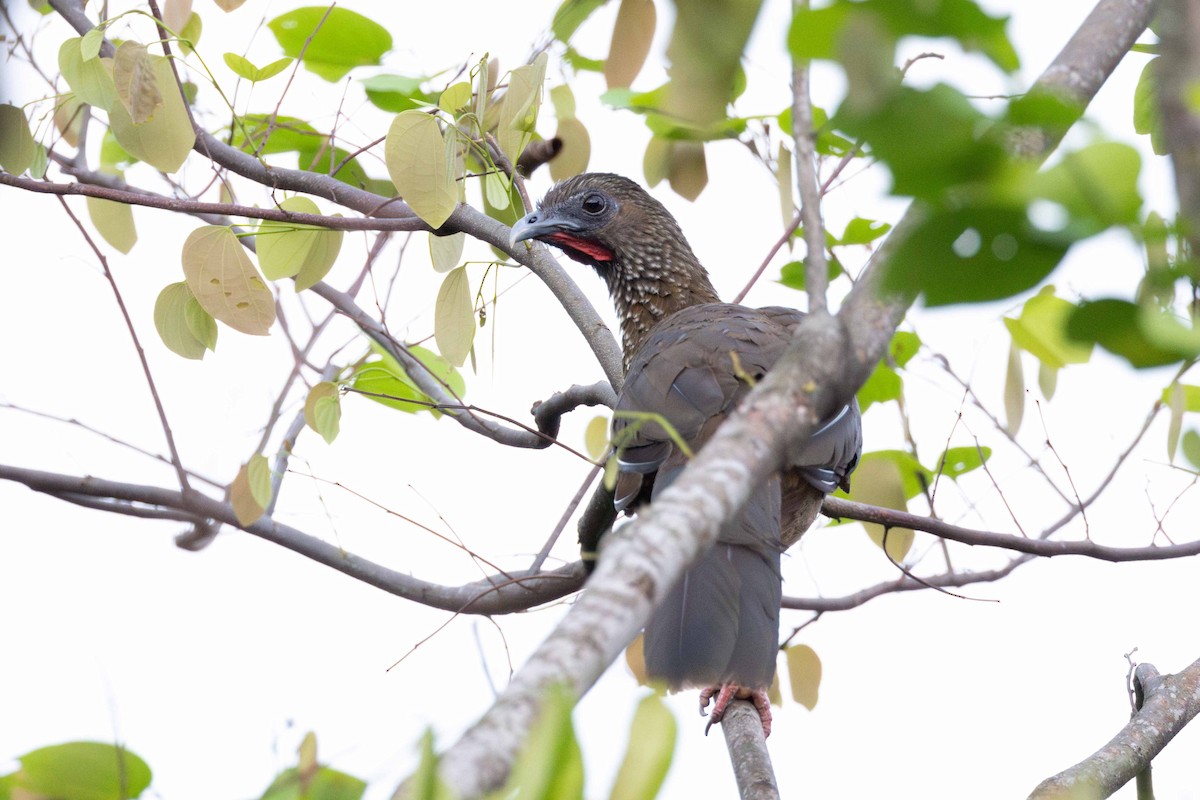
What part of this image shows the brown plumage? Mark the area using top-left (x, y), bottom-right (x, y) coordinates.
top-left (511, 173), bottom-right (862, 736)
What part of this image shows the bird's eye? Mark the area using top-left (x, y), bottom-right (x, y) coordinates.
top-left (581, 194), bottom-right (606, 215)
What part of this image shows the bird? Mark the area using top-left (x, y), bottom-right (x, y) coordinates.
top-left (509, 172), bottom-right (862, 736)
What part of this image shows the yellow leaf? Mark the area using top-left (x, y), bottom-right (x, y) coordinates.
top-left (385, 110), bottom-right (457, 228)
top-left (182, 226), bottom-right (275, 335)
top-left (86, 194), bottom-right (137, 253)
top-left (0, 104), bottom-right (37, 175)
top-left (549, 117), bottom-right (590, 181)
top-left (549, 84), bottom-right (575, 119)
top-left (847, 458), bottom-right (913, 562)
top-left (304, 382), bottom-right (341, 445)
top-left (605, 0), bottom-right (656, 89)
top-left (58, 38), bottom-right (118, 110)
top-left (297, 731), bottom-right (318, 780)
top-left (624, 633), bottom-right (648, 685)
top-left (113, 41), bottom-right (163, 124)
top-left (108, 54), bottom-right (195, 172)
top-left (667, 140), bottom-right (707, 200)
top-left (438, 81), bottom-right (472, 114)
top-left (584, 415), bottom-right (609, 460)
top-left (786, 644), bottom-right (821, 710)
top-left (230, 458), bottom-right (268, 526)
top-left (610, 693), bottom-right (675, 800)
top-left (53, 93), bottom-right (86, 147)
top-left (496, 52), bottom-right (547, 162)
top-left (429, 231), bottom-right (464, 274)
top-left (776, 143), bottom-right (794, 229)
top-left (434, 266), bottom-right (475, 367)
top-left (1004, 342), bottom-right (1024, 435)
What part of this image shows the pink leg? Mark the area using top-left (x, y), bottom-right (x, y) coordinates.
top-left (698, 684), bottom-right (772, 737)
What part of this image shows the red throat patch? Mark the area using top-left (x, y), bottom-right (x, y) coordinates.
top-left (546, 232), bottom-right (614, 262)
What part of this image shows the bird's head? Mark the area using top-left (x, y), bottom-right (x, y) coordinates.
top-left (509, 173), bottom-right (688, 272)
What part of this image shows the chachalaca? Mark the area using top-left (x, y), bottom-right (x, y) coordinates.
top-left (510, 173), bottom-right (862, 736)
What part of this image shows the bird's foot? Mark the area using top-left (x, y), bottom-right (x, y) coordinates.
top-left (699, 684), bottom-right (772, 738)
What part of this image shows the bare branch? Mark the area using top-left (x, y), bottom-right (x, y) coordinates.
top-left (1029, 658), bottom-right (1200, 800)
top-left (0, 464), bottom-right (584, 613)
top-left (791, 0), bottom-right (829, 315)
top-left (721, 700), bottom-right (780, 800)
top-left (1159, 0), bottom-right (1200, 256)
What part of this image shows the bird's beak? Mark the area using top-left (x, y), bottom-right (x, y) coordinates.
top-left (508, 210), bottom-right (582, 251)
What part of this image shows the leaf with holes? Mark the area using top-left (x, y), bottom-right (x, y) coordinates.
top-left (182, 226), bottom-right (275, 335)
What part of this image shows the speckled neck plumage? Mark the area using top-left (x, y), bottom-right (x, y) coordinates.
top-left (599, 215), bottom-right (721, 369)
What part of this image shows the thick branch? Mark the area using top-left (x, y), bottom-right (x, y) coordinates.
top-left (721, 701), bottom-right (781, 800)
top-left (1029, 658), bottom-right (1200, 800)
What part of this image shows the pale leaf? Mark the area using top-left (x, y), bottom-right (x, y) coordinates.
top-left (385, 110), bottom-right (457, 228)
top-left (434, 266), bottom-right (475, 367)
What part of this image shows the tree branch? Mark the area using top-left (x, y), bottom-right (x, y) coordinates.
top-left (414, 2), bottom-right (1160, 795)
top-left (1029, 658), bottom-right (1200, 800)
top-left (0, 464), bottom-right (584, 613)
top-left (1159, 0), bottom-right (1200, 257)
top-left (721, 700), bottom-right (781, 800)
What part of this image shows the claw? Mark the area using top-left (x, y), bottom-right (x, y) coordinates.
top-left (697, 684), bottom-right (772, 737)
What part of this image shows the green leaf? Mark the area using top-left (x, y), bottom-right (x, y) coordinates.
top-left (840, 216), bottom-right (891, 245)
top-left (837, 84), bottom-right (1006, 199)
top-left (856, 330), bottom-right (920, 412)
top-left (785, 644), bottom-right (821, 710)
top-left (261, 766), bottom-right (366, 800)
top-left (58, 38), bottom-right (118, 110)
top-left (778, 258), bottom-right (844, 291)
top-left (504, 684), bottom-right (583, 800)
top-left (179, 12), bottom-right (203, 55)
top-left (608, 694), bottom-right (675, 800)
top-left (256, 196), bottom-right (344, 289)
top-left (1159, 383), bottom-right (1200, 412)
top-left (1067, 299), bottom-right (1196, 368)
top-left (18, 742), bottom-right (151, 800)
top-left (182, 226), bottom-right (276, 335)
top-left (352, 344), bottom-right (465, 415)
top-left (552, 0), bottom-right (609, 42)
top-left (1038, 361), bottom-right (1058, 400)
top-left (304, 382), bottom-right (341, 445)
top-left (1031, 142), bottom-right (1143, 231)
top-left (362, 74), bottom-right (434, 113)
top-left (1182, 429), bottom-right (1200, 471)
top-left (1133, 58), bottom-right (1167, 155)
top-left (434, 266), bottom-right (476, 367)
top-left (155, 281), bottom-right (210, 359)
top-left (267, 7), bottom-right (391, 82)
top-left (408, 731), bottom-right (454, 800)
top-left (108, 54), bottom-right (196, 172)
top-left (885, 203), bottom-right (1072, 306)
top-left (385, 110), bottom-right (458, 228)
top-left (86, 194), bottom-right (138, 254)
top-left (113, 41), bottom-right (163, 124)
top-left (81, 25), bottom-right (104, 60)
top-left (1002, 286), bottom-right (1093, 369)
top-left (789, 0), bottom-right (1017, 72)
top-left (938, 446), bottom-right (990, 480)
top-left (0, 104), bottom-right (37, 174)
top-left (226, 53), bottom-right (293, 82)
top-left (438, 81), bottom-right (472, 114)
top-left (184, 291), bottom-right (218, 351)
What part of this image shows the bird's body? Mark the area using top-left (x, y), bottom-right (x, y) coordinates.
top-left (510, 173), bottom-right (862, 735)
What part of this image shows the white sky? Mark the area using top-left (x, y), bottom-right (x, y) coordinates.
top-left (2, 1), bottom-right (1198, 799)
